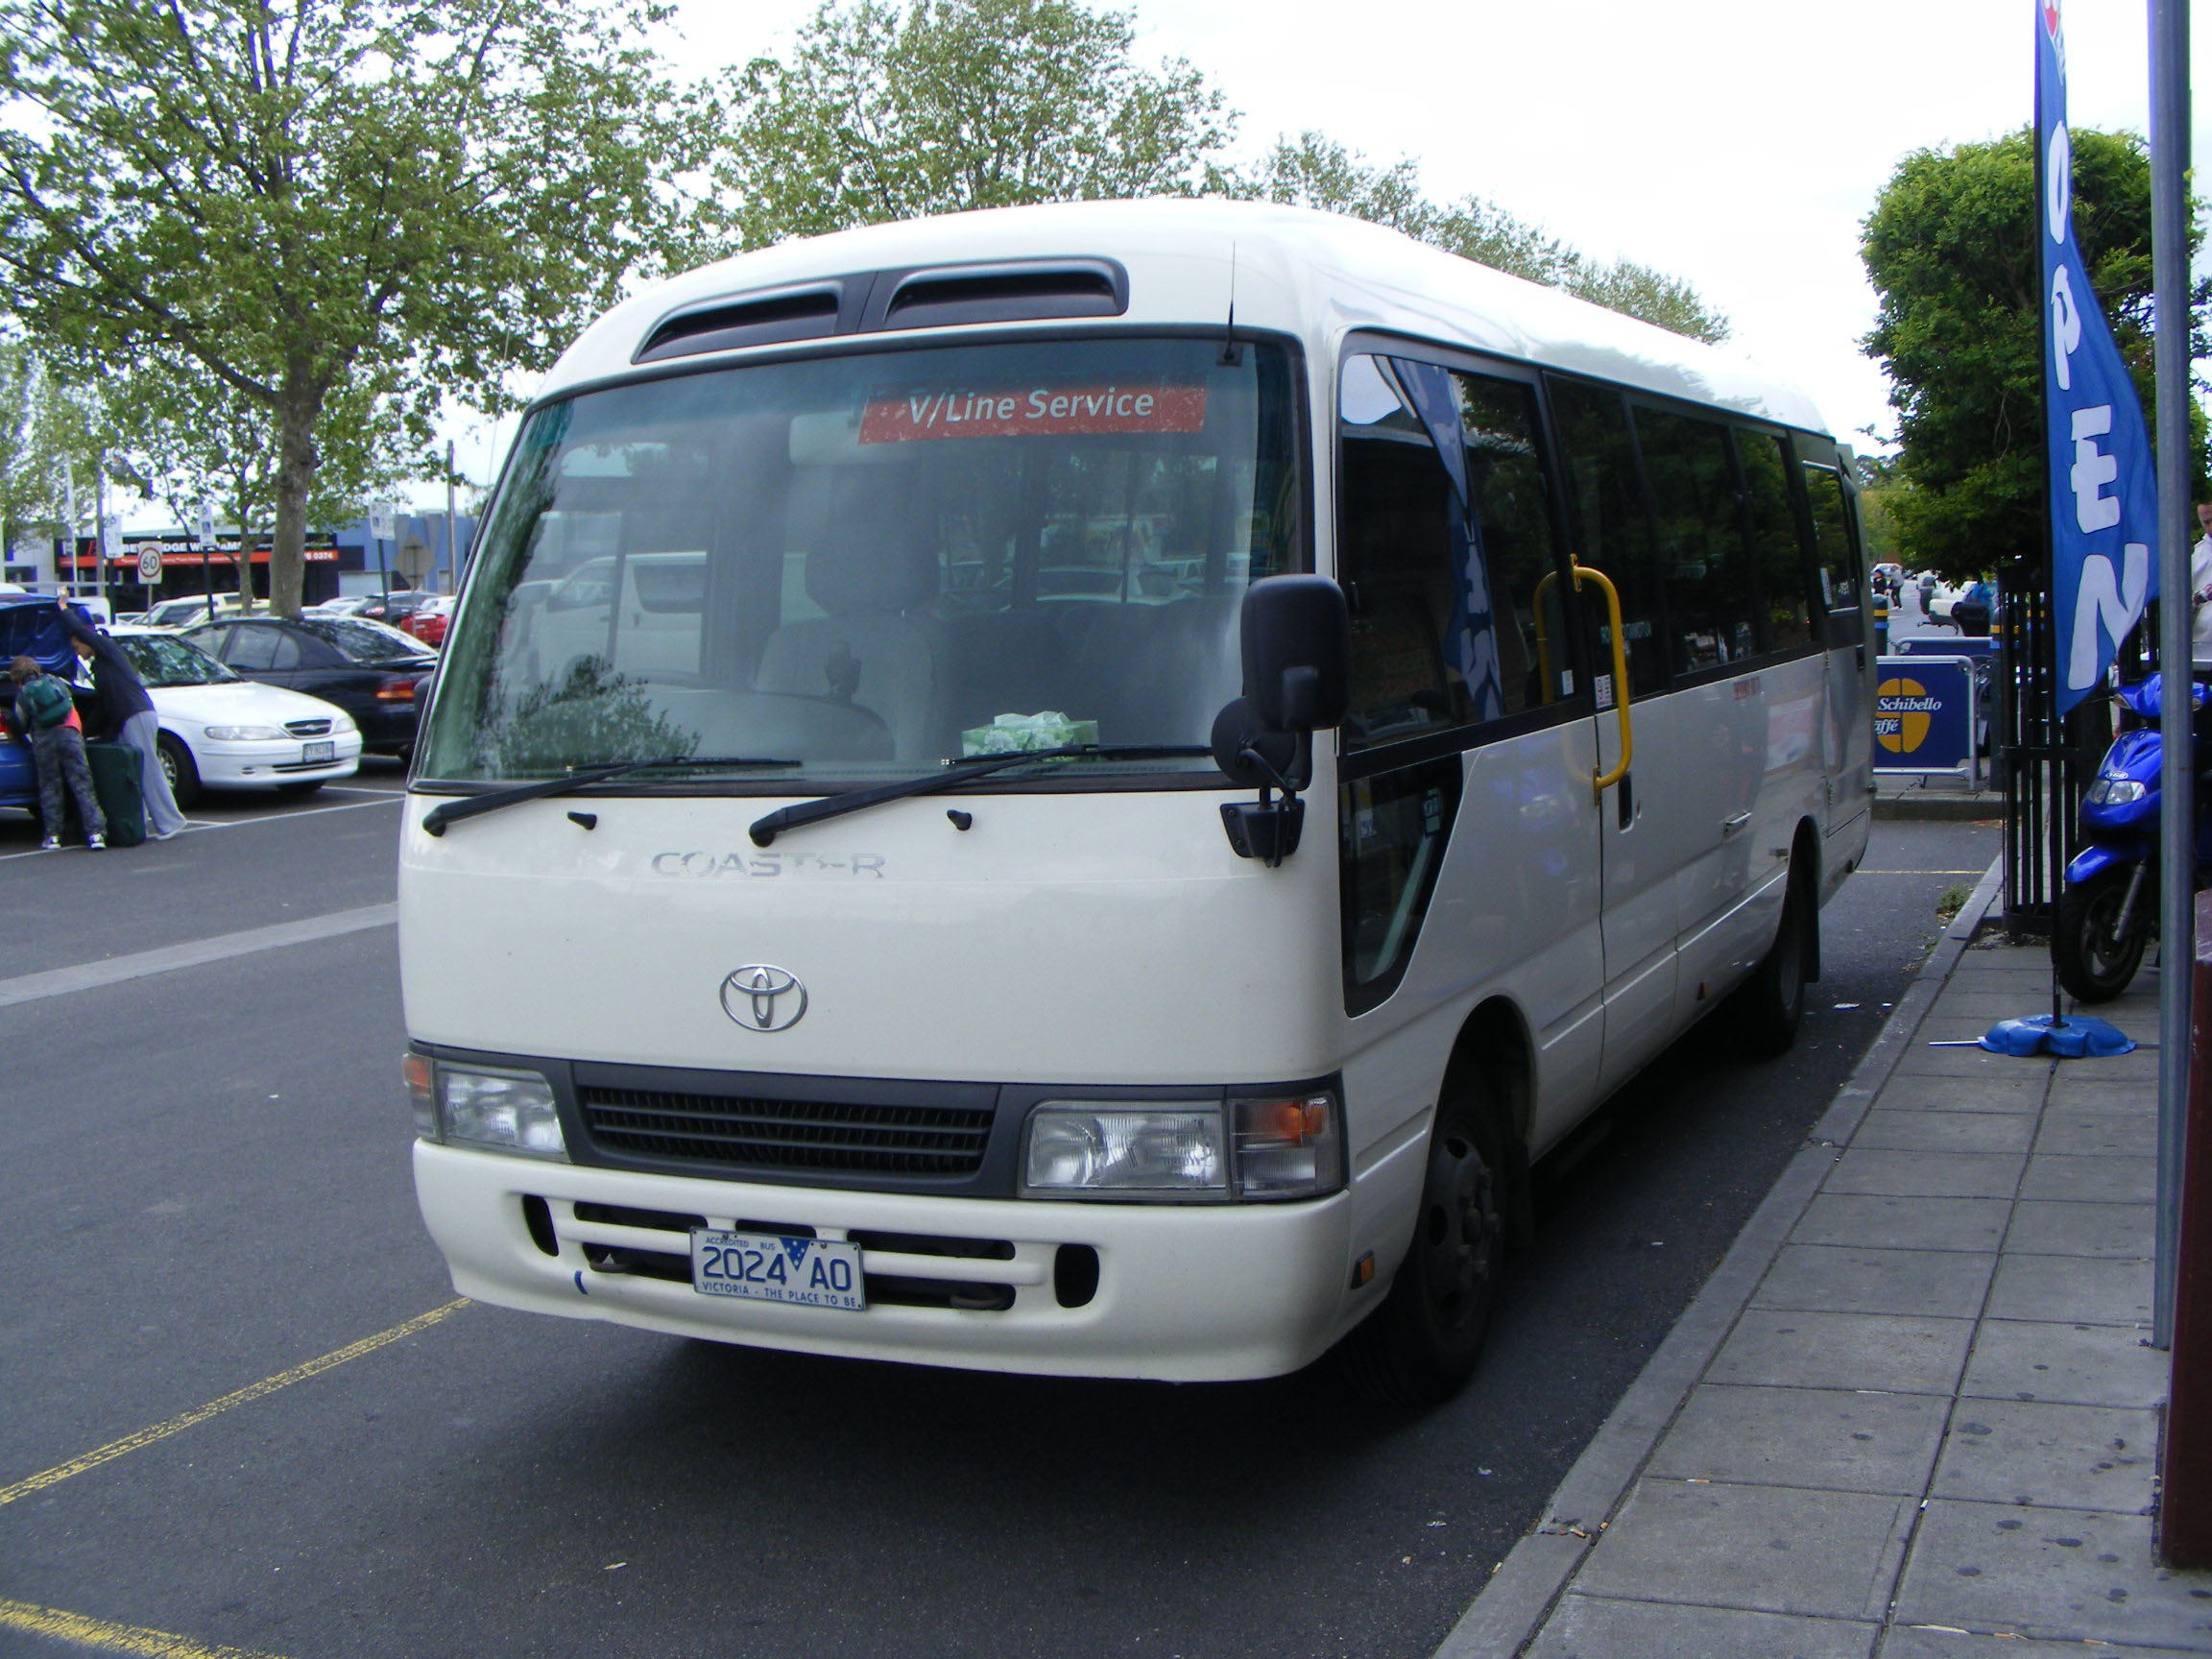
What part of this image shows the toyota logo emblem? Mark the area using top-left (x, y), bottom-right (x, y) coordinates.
top-left (720, 965), bottom-right (807, 1032)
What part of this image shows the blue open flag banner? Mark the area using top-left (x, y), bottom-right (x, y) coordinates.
top-left (2038, 0), bottom-right (2159, 715)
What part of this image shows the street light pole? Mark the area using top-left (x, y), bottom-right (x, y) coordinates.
top-left (2151, 0), bottom-right (2193, 1350)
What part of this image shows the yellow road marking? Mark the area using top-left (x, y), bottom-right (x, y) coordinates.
top-left (0, 1300), bottom-right (468, 1508)
top-left (0, 1598), bottom-right (290, 1658)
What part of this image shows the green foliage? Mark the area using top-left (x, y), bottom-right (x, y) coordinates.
top-left (104, 349), bottom-right (409, 601)
top-left (709, 0), bottom-right (1232, 249)
top-left (1861, 127), bottom-right (2207, 581)
top-left (0, 344), bottom-right (102, 550)
top-left (1229, 132), bottom-right (1731, 345)
top-left (0, 0), bottom-right (707, 613)
top-left (708, 11), bottom-right (1727, 347)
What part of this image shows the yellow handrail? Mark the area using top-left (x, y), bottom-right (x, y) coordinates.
top-left (1572, 560), bottom-right (1633, 801)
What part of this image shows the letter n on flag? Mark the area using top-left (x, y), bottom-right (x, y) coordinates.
top-left (2039, 0), bottom-right (2158, 714)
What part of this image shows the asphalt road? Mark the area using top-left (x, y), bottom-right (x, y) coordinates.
top-left (0, 784), bottom-right (2001, 1659)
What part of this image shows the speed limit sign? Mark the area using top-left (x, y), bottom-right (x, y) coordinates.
top-left (136, 542), bottom-right (163, 583)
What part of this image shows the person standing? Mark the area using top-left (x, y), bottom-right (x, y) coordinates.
top-left (55, 598), bottom-right (185, 839)
top-left (9, 654), bottom-right (104, 850)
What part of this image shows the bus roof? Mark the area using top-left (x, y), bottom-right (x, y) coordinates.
top-left (540, 199), bottom-right (1830, 436)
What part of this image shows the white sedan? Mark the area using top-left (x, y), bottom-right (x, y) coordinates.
top-left (105, 627), bottom-right (362, 805)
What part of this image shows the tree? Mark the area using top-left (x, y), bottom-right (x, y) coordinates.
top-left (0, 0), bottom-right (708, 615)
top-left (1234, 132), bottom-right (1731, 345)
top-left (0, 342), bottom-right (102, 564)
top-left (106, 350), bottom-right (409, 608)
top-left (709, 8), bottom-right (1727, 345)
top-left (709, 0), bottom-right (1233, 250)
top-left (1861, 127), bottom-right (2205, 580)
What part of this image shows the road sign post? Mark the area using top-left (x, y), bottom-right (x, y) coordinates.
top-left (369, 501), bottom-right (397, 600)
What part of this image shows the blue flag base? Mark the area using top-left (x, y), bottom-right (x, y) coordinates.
top-left (1980, 1014), bottom-right (2137, 1058)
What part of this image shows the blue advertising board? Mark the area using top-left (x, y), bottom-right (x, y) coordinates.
top-left (1875, 656), bottom-right (1982, 781)
top-left (1890, 636), bottom-right (1996, 661)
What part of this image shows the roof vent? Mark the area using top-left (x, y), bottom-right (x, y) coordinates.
top-left (876, 259), bottom-right (1127, 330)
top-left (635, 284), bottom-right (844, 364)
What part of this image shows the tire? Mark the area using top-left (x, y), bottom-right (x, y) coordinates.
top-left (157, 733), bottom-right (202, 808)
top-left (1730, 863), bottom-right (1813, 1058)
top-left (1342, 1077), bottom-right (1508, 1409)
top-left (2053, 866), bottom-right (2149, 1004)
top-left (274, 780), bottom-right (325, 798)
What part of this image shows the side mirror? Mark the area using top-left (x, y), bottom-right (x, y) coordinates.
top-left (1242, 574), bottom-right (1350, 733)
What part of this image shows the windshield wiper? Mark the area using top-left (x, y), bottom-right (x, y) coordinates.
top-left (421, 756), bottom-right (800, 837)
top-left (747, 744), bottom-right (1212, 847)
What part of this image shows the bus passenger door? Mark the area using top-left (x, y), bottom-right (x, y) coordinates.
top-left (1549, 380), bottom-right (1679, 1094)
top-left (1334, 353), bottom-right (1606, 1149)
top-left (1802, 459), bottom-right (1874, 871)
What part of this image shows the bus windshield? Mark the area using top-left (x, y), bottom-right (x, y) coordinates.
top-left (418, 336), bottom-right (1301, 786)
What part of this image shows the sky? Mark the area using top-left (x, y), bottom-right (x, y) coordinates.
top-left (421, 0), bottom-right (2206, 509)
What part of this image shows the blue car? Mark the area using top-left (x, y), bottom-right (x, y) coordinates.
top-left (0, 594), bottom-right (97, 817)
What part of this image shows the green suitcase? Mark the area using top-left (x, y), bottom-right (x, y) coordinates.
top-left (59, 740), bottom-right (147, 846)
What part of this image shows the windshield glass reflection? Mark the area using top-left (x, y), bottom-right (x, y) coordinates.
top-left (418, 337), bottom-right (1301, 785)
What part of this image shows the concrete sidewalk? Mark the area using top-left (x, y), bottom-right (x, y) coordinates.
top-left (1442, 864), bottom-right (2212, 1657)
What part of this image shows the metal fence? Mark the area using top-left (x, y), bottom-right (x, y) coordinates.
top-left (1998, 559), bottom-right (2098, 938)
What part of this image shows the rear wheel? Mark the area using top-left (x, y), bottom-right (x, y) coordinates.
top-left (1343, 1077), bottom-right (1507, 1409)
top-left (1730, 862), bottom-right (1813, 1057)
top-left (157, 733), bottom-right (202, 808)
top-left (2053, 866), bottom-right (2149, 1003)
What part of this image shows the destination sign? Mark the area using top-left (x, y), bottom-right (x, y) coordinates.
top-left (859, 383), bottom-right (1207, 444)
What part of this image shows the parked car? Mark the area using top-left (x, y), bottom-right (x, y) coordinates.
top-left (106, 627), bottom-right (362, 805)
top-left (400, 594), bottom-right (455, 649)
top-left (0, 592), bottom-right (91, 820)
top-left (344, 589), bottom-right (432, 626)
top-left (181, 614), bottom-right (435, 758)
top-left (140, 593), bottom-right (253, 630)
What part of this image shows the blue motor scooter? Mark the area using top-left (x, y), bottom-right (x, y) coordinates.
top-left (2052, 673), bottom-right (2212, 1001)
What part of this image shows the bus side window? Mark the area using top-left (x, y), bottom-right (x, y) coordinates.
top-left (1337, 356), bottom-right (1473, 748)
top-left (1547, 378), bottom-right (1669, 700)
top-left (1453, 371), bottom-right (1573, 711)
top-left (1801, 463), bottom-right (1863, 645)
top-left (1740, 431), bottom-right (1814, 652)
top-left (1635, 407), bottom-right (1758, 675)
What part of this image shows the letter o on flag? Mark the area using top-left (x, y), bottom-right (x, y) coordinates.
top-left (2047, 123), bottom-right (2072, 244)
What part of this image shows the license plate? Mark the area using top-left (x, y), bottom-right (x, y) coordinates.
top-left (690, 1229), bottom-right (866, 1310)
top-left (302, 740), bottom-right (334, 763)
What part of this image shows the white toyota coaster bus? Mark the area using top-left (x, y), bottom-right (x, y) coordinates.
top-left (403, 201), bottom-right (1873, 1403)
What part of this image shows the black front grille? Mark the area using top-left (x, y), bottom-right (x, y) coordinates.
top-left (284, 718), bottom-right (333, 736)
top-left (579, 1086), bottom-right (995, 1178)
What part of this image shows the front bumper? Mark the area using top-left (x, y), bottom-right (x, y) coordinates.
top-left (414, 1141), bottom-right (1360, 1382)
top-left (195, 733), bottom-right (364, 788)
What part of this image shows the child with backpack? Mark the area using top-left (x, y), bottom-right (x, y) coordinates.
top-left (8, 655), bottom-right (104, 850)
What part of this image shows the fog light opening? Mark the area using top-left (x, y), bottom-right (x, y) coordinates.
top-left (520, 1194), bottom-right (559, 1257)
top-left (1053, 1244), bottom-right (1099, 1309)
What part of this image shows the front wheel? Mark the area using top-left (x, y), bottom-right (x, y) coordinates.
top-left (1342, 1080), bottom-right (1507, 1409)
top-left (2053, 866), bottom-right (2149, 1003)
top-left (1729, 863), bottom-right (1813, 1057)
top-left (157, 733), bottom-right (202, 808)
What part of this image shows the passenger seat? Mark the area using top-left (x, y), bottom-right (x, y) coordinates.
top-left (756, 493), bottom-right (942, 759)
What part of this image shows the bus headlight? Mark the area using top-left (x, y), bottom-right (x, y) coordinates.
top-left (1021, 1093), bottom-right (1344, 1201)
top-left (1233, 1092), bottom-right (1343, 1199)
top-left (1022, 1104), bottom-right (1226, 1199)
top-left (437, 1066), bottom-right (567, 1160)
